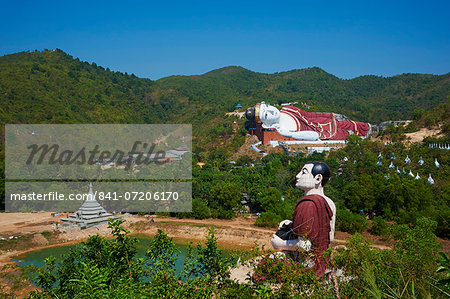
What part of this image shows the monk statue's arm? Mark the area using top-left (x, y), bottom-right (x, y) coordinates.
top-left (270, 219), bottom-right (312, 252)
top-left (271, 233), bottom-right (312, 251)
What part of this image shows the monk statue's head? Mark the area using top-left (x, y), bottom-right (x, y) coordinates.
top-left (295, 161), bottom-right (330, 191)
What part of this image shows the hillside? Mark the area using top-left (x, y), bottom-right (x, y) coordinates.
top-left (0, 49), bottom-right (167, 124)
top-left (0, 49), bottom-right (449, 152)
top-left (153, 65), bottom-right (449, 123)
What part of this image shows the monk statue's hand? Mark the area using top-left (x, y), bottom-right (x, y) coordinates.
top-left (271, 234), bottom-right (284, 250)
top-left (271, 233), bottom-right (312, 252)
top-left (278, 219), bottom-right (292, 229)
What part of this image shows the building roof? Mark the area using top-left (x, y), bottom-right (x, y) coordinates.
top-left (166, 137), bottom-right (190, 157)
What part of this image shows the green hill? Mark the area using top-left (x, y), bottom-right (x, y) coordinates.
top-left (0, 49), bottom-right (449, 147)
top-left (0, 49), bottom-right (168, 124)
top-left (153, 65), bottom-right (449, 123)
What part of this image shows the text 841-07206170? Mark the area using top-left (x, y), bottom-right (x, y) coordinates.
top-left (96, 191), bottom-right (179, 201)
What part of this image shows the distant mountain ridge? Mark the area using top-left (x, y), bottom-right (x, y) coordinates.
top-left (1, 49), bottom-right (449, 128)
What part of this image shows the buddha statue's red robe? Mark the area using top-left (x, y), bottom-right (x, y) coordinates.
top-left (281, 106), bottom-right (370, 140)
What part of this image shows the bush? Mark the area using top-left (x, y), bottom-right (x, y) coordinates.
top-left (370, 216), bottom-right (390, 236)
top-left (33, 219), bottom-right (144, 298)
top-left (30, 220), bottom-right (233, 298)
top-left (333, 217), bottom-right (443, 298)
top-left (254, 211), bottom-right (282, 228)
top-left (336, 209), bottom-right (369, 233)
top-left (251, 254), bottom-right (334, 297)
top-left (191, 198), bottom-right (210, 219)
top-left (211, 208), bottom-right (235, 219)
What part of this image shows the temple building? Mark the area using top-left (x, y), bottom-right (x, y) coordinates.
top-left (166, 137), bottom-right (190, 158)
top-left (60, 183), bottom-right (116, 229)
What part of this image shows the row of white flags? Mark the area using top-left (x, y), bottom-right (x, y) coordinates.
top-left (342, 154), bottom-right (440, 184)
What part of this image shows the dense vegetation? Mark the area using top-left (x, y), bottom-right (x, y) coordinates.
top-left (21, 219), bottom-right (448, 298)
top-left (185, 131), bottom-right (449, 238)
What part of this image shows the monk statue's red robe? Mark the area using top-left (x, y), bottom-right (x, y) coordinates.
top-left (292, 194), bottom-right (333, 278)
top-left (281, 105), bottom-right (370, 140)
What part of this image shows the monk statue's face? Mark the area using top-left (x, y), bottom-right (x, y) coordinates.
top-left (259, 103), bottom-right (280, 126)
top-left (295, 164), bottom-right (322, 191)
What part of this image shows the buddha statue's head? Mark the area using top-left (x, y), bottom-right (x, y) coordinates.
top-left (246, 103), bottom-right (280, 127)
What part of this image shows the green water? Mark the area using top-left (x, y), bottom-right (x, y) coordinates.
top-left (13, 235), bottom-right (240, 276)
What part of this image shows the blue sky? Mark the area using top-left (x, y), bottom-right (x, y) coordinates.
top-left (1, 0), bottom-right (449, 80)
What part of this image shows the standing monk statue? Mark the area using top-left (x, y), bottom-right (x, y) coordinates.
top-left (271, 161), bottom-right (336, 278)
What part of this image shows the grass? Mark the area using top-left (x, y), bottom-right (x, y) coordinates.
top-left (0, 235), bottom-right (31, 251)
top-left (41, 231), bottom-right (51, 239)
top-left (157, 221), bottom-right (225, 229)
top-left (130, 220), bottom-right (226, 230)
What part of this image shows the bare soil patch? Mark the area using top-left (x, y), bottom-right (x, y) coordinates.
top-left (405, 127), bottom-right (442, 143)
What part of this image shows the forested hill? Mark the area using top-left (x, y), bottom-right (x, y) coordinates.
top-left (0, 50), bottom-right (166, 124)
top-left (154, 66), bottom-right (449, 123)
top-left (1, 49), bottom-right (449, 127)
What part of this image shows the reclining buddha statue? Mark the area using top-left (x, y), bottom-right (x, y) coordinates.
top-left (245, 103), bottom-right (371, 141)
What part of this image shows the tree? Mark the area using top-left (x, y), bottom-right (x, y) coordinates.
top-left (208, 181), bottom-right (241, 211)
